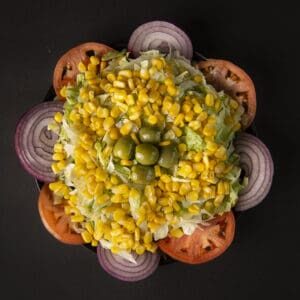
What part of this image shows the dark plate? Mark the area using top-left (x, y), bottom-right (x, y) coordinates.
top-left (36, 50), bottom-right (257, 265)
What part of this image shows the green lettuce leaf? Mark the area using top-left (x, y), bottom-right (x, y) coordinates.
top-left (102, 49), bottom-right (126, 61)
top-left (184, 127), bottom-right (205, 151)
top-left (95, 142), bottom-right (109, 168)
top-left (114, 164), bottom-right (131, 182)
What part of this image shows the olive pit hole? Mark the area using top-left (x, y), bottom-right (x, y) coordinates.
top-left (86, 50), bottom-right (96, 57)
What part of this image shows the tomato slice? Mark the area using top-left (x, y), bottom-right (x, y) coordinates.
top-left (53, 42), bottom-right (113, 99)
top-left (197, 59), bottom-right (256, 128)
top-left (38, 184), bottom-right (83, 245)
top-left (158, 212), bottom-right (235, 264)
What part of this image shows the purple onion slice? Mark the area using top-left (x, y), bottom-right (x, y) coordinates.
top-left (235, 133), bottom-right (274, 211)
top-left (97, 245), bottom-right (160, 282)
top-left (128, 21), bottom-right (193, 60)
top-left (15, 101), bottom-right (63, 182)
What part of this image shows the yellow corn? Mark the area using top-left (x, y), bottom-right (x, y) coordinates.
top-left (81, 231), bottom-right (93, 243)
top-left (159, 140), bottom-right (171, 146)
top-left (54, 112), bottom-right (63, 123)
top-left (113, 80), bottom-right (126, 89)
top-left (160, 174), bottom-right (171, 183)
top-left (107, 73), bottom-right (116, 82)
top-left (71, 215), bottom-right (84, 223)
top-left (194, 75), bottom-right (202, 83)
top-left (170, 228), bottom-right (184, 238)
top-left (120, 122), bottom-right (133, 135)
top-left (119, 70), bottom-right (132, 78)
top-left (205, 93), bottom-right (215, 106)
top-left (148, 115), bottom-right (158, 125)
top-left (154, 165), bottom-right (161, 177)
top-left (77, 62), bottom-right (86, 72)
top-left (188, 204), bottom-right (200, 214)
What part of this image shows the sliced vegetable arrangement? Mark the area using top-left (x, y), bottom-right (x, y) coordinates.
top-left (15, 20), bottom-right (274, 281)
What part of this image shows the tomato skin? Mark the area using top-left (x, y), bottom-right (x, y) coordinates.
top-left (38, 184), bottom-right (83, 245)
top-left (197, 59), bottom-right (256, 128)
top-left (158, 212), bottom-right (235, 264)
top-left (53, 42), bottom-right (113, 99)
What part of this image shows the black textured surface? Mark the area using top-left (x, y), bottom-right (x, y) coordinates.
top-left (1, 1), bottom-right (299, 299)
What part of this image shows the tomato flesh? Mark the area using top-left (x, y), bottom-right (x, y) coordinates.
top-left (197, 59), bottom-right (256, 128)
top-left (53, 42), bottom-right (113, 99)
top-left (38, 184), bottom-right (83, 245)
top-left (158, 212), bottom-right (235, 264)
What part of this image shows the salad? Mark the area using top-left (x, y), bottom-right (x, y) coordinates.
top-left (15, 21), bottom-right (274, 282)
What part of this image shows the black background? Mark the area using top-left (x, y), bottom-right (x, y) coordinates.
top-left (1, 0), bottom-right (299, 299)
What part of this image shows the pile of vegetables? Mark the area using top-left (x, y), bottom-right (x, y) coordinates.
top-left (15, 21), bottom-right (274, 282)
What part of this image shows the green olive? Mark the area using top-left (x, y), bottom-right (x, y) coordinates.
top-left (138, 127), bottom-right (161, 144)
top-left (135, 143), bottom-right (159, 165)
top-left (113, 136), bottom-right (135, 160)
top-left (131, 165), bottom-right (155, 184)
top-left (158, 144), bottom-right (179, 169)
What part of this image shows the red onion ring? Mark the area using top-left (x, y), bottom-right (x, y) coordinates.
top-left (97, 245), bottom-right (160, 282)
top-left (234, 133), bottom-right (274, 211)
top-left (15, 101), bottom-right (63, 182)
top-left (128, 21), bottom-right (193, 60)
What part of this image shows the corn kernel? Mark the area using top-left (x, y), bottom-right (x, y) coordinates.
top-left (179, 183), bottom-right (191, 195)
top-left (110, 106), bottom-right (121, 118)
top-left (135, 244), bottom-right (145, 255)
top-left (230, 99), bottom-right (239, 109)
top-left (154, 165), bottom-right (161, 177)
top-left (103, 117), bottom-right (115, 130)
top-left (186, 191), bottom-right (199, 202)
top-left (143, 232), bottom-right (153, 244)
top-left (118, 70), bottom-right (132, 78)
top-left (109, 127), bottom-right (119, 140)
top-left (170, 228), bottom-right (184, 238)
top-left (140, 69), bottom-right (150, 80)
top-left (52, 152), bottom-right (65, 161)
top-left (54, 112), bottom-right (63, 123)
top-left (215, 146), bottom-right (227, 160)
top-left (194, 75), bottom-right (202, 83)
top-left (193, 162), bottom-right (205, 172)
top-left (54, 143), bottom-right (64, 153)
top-left (77, 62), bottom-right (86, 72)
top-left (152, 58), bottom-right (164, 70)
top-left (167, 85), bottom-right (177, 97)
top-left (130, 132), bottom-right (140, 145)
top-left (120, 159), bottom-right (133, 166)
top-left (205, 93), bottom-right (215, 106)
top-left (120, 122), bottom-right (133, 136)
top-left (178, 143), bottom-right (187, 153)
top-left (199, 111), bottom-right (208, 121)
top-left (159, 140), bottom-right (171, 146)
top-left (107, 73), bottom-right (116, 82)
top-left (160, 174), bottom-right (171, 183)
top-left (188, 204), bottom-right (200, 214)
top-left (81, 231), bottom-right (92, 243)
top-left (113, 80), bottom-right (126, 89)
top-left (203, 124), bottom-right (216, 137)
top-left (172, 126), bottom-right (182, 137)
top-left (71, 215), bottom-right (85, 223)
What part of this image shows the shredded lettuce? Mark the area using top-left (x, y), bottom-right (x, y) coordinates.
top-left (154, 224), bottom-right (169, 241)
top-left (95, 142), bottom-right (109, 168)
top-left (60, 120), bottom-right (77, 144)
top-left (65, 87), bottom-right (79, 104)
top-left (221, 166), bottom-right (248, 210)
top-left (99, 239), bottom-right (137, 264)
top-left (114, 164), bottom-right (131, 183)
top-left (102, 49), bottom-right (126, 61)
top-left (63, 163), bottom-right (75, 187)
top-left (129, 191), bottom-right (141, 220)
top-left (185, 127), bottom-right (205, 151)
